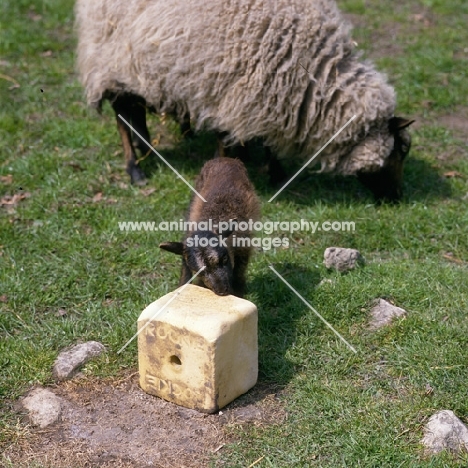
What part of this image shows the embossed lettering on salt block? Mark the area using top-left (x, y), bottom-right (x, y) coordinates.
top-left (138, 284), bottom-right (258, 413)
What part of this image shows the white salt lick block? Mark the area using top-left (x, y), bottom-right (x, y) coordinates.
top-left (138, 284), bottom-right (258, 413)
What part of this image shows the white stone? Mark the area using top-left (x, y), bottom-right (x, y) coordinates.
top-left (138, 285), bottom-right (258, 413)
top-left (422, 410), bottom-right (468, 453)
top-left (21, 387), bottom-right (63, 428)
top-left (323, 247), bottom-right (364, 272)
top-left (53, 341), bottom-right (106, 381)
top-left (369, 298), bottom-right (407, 330)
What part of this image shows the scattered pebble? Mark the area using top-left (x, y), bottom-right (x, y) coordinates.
top-left (317, 278), bottom-right (334, 287)
top-left (369, 298), bottom-right (407, 330)
top-left (323, 247), bottom-right (364, 272)
top-left (422, 410), bottom-right (468, 454)
top-left (21, 387), bottom-right (63, 428)
top-left (53, 341), bottom-right (106, 381)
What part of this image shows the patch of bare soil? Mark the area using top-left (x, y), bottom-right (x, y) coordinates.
top-left (344, 7), bottom-right (468, 152)
top-left (3, 373), bottom-right (287, 468)
top-left (342, 13), bottom-right (403, 59)
top-left (343, 7), bottom-right (440, 61)
top-left (416, 107), bottom-right (468, 163)
top-left (438, 107), bottom-right (468, 142)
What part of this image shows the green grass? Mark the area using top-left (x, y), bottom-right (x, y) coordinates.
top-left (1, 0), bottom-right (468, 466)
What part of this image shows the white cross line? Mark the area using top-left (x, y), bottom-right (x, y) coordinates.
top-left (269, 265), bottom-right (357, 353)
top-left (118, 114), bottom-right (207, 202)
top-left (268, 114), bottom-right (357, 203)
top-left (117, 266), bottom-right (206, 354)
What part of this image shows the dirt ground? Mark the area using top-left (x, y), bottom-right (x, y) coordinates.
top-left (3, 6), bottom-right (467, 468)
top-left (3, 373), bottom-right (286, 468)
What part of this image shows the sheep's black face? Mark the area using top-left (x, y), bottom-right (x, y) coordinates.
top-left (358, 117), bottom-right (415, 202)
top-left (183, 231), bottom-right (234, 296)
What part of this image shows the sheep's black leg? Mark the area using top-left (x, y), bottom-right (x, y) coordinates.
top-left (130, 99), bottom-right (152, 159)
top-left (215, 132), bottom-right (228, 158)
top-left (265, 146), bottom-right (287, 186)
top-left (180, 112), bottom-right (193, 138)
top-left (233, 142), bottom-right (249, 162)
top-left (215, 132), bottom-right (249, 161)
top-left (111, 94), bottom-right (148, 186)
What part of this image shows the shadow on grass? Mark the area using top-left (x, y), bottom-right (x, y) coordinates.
top-left (249, 154), bottom-right (452, 206)
top-left (249, 263), bottom-right (322, 386)
top-left (402, 156), bottom-right (453, 201)
top-left (138, 131), bottom-right (218, 181)
top-left (140, 132), bottom-right (452, 206)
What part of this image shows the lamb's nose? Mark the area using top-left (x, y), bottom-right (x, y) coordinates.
top-left (215, 289), bottom-right (229, 296)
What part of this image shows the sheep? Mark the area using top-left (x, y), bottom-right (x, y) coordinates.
top-left (159, 157), bottom-right (261, 298)
top-left (75, 0), bottom-right (414, 200)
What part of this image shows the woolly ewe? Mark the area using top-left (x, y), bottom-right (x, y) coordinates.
top-left (76, 0), bottom-right (414, 200)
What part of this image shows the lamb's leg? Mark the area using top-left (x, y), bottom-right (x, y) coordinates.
top-left (111, 94), bottom-right (147, 186)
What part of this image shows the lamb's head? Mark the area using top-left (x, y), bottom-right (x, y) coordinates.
top-left (160, 230), bottom-right (234, 296)
top-left (357, 117), bottom-right (415, 202)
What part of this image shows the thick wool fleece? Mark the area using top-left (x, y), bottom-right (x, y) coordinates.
top-left (76, 0), bottom-right (396, 174)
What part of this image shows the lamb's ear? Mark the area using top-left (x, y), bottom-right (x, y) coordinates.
top-left (159, 242), bottom-right (184, 256)
top-left (389, 117), bottom-right (415, 132)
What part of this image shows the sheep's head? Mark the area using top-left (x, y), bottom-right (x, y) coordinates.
top-left (160, 230), bottom-right (234, 296)
top-left (357, 117), bottom-right (415, 202)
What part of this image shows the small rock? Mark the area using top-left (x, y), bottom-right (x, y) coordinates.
top-left (422, 410), bottom-right (468, 454)
top-left (317, 278), bottom-right (334, 287)
top-left (369, 298), bottom-right (406, 330)
top-left (53, 341), bottom-right (106, 381)
top-left (21, 387), bottom-right (63, 428)
top-left (323, 247), bottom-right (364, 272)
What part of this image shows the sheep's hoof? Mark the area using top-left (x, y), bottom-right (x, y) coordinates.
top-left (127, 163), bottom-right (147, 186)
top-left (133, 176), bottom-right (148, 187)
top-left (181, 127), bottom-right (194, 139)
